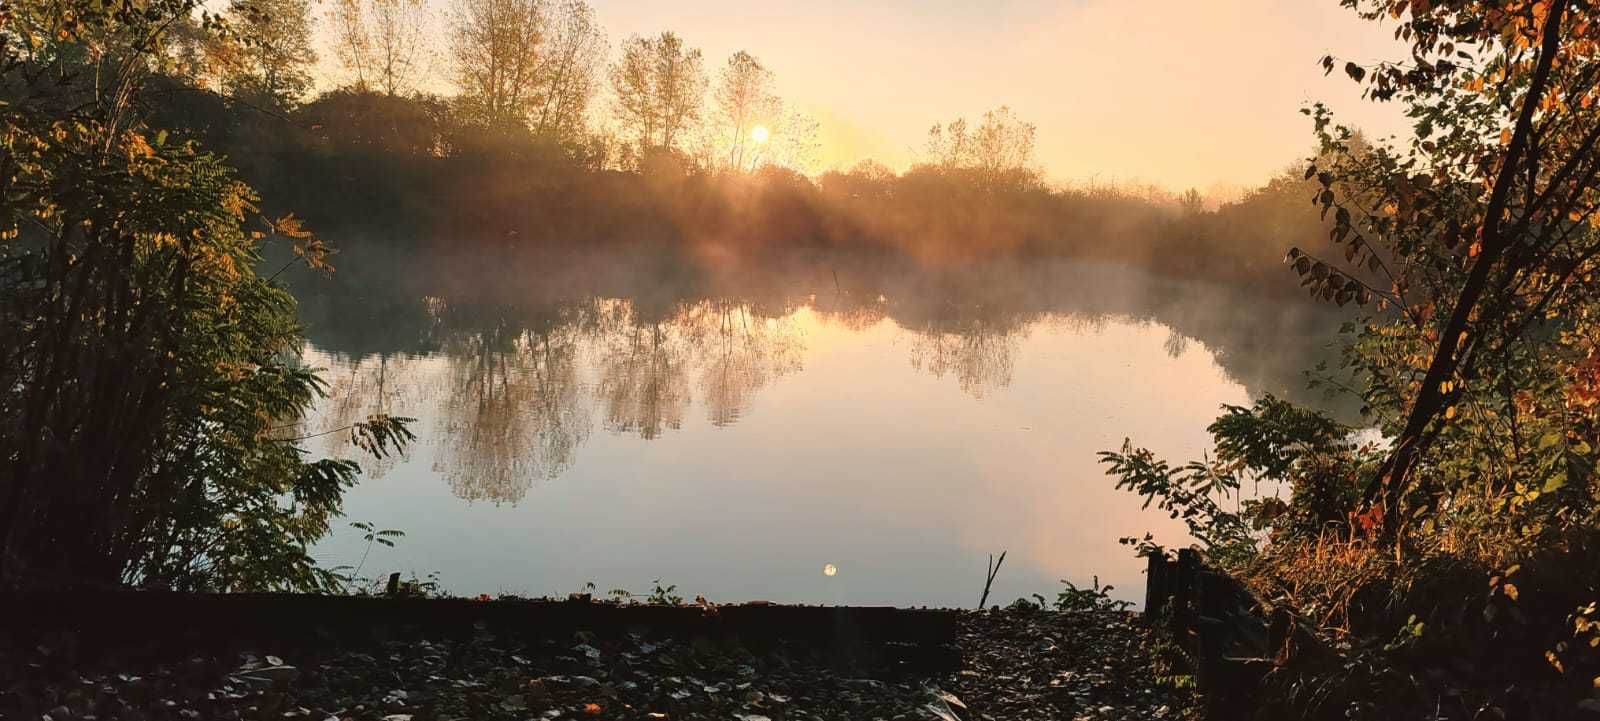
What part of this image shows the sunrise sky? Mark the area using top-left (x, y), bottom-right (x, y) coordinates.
top-left (318, 0), bottom-right (1415, 192)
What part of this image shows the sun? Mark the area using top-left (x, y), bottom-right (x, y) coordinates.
top-left (750, 125), bottom-right (771, 144)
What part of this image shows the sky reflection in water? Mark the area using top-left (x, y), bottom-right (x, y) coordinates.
top-left (303, 284), bottom-right (1313, 607)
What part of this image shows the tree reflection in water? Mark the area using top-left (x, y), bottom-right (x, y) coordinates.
top-left (291, 254), bottom-right (1352, 502)
top-left (433, 308), bottom-right (591, 504)
top-left (595, 300), bottom-right (694, 441)
top-left (695, 300), bottom-right (803, 426)
top-left (313, 353), bottom-right (424, 479)
top-left (906, 308), bottom-right (1032, 400)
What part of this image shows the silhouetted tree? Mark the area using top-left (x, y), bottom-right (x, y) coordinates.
top-left (529, 0), bottom-right (606, 141)
top-left (926, 106), bottom-right (1038, 191)
top-left (450, 0), bottom-right (545, 124)
top-left (212, 0), bottom-right (318, 110)
top-left (713, 50), bottom-right (778, 170)
top-left (610, 32), bottom-right (705, 153)
top-left (326, 0), bottom-right (430, 95)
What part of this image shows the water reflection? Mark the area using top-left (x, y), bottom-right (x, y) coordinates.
top-left (907, 307), bottom-right (1031, 399)
top-left (293, 250), bottom-right (1356, 603)
top-left (595, 304), bottom-right (694, 441)
top-left (316, 354), bottom-right (422, 479)
top-left (695, 300), bottom-right (804, 426)
top-left (432, 316), bottom-right (591, 504)
top-left (295, 252), bottom-right (1353, 507)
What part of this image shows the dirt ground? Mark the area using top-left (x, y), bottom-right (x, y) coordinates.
top-left (3, 607), bottom-right (1198, 721)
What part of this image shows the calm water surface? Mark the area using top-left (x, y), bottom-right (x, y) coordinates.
top-left (300, 257), bottom-right (1342, 607)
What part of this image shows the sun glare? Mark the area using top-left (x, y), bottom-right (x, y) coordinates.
top-left (750, 125), bottom-right (771, 144)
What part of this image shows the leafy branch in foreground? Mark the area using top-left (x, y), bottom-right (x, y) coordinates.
top-left (0, 0), bottom-right (411, 591)
top-left (1102, 396), bottom-right (1376, 568)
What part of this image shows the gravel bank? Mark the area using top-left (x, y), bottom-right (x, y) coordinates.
top-left (3, 608), bottom-right (1198, 721)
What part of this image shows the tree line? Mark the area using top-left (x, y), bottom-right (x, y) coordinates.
top-left (171, 0), bottom-right (828, 173)
top-left (117, 0), bottom-right (1360, 296)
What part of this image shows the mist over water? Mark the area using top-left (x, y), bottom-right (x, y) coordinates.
top-left (296, 244), bottom-right (1351, 607)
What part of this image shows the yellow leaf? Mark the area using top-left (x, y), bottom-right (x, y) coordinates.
top-left (1505, 583), bottom-right (1520, 601)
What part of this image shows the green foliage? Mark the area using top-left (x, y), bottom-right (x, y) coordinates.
top-left (1054, 576), bottom-right (1133, 613)
top-left (1102, 396), bottom-right (1376, 568)
top-left (646, 578), bottom-right (684, 606)
top-left (0, 0), bottom-right (409, 591)
top-left (1109, 3), bottom-right (1600, 718)
top-left (595, 579), bottom-right (685, 606)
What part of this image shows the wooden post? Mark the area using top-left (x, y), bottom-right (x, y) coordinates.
top-left (1144, 553), bottom-right (1171, 619)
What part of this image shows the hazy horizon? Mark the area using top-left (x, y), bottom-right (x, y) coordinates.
top-left (311, 0), bottom-right (1414, 192)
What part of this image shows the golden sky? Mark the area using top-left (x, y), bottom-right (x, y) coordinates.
top-left (323, 0), bottom-right (1414, 192)
top-left (586, 0), bottom-right (1415, 190)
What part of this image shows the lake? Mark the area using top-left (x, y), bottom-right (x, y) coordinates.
top-left (295, 249), bottom-right (1346, 608)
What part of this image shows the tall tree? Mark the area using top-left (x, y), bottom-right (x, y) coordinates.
top-left (327, 0), bottom-right (430, 95)
top-left (212, 0), bottom-right (318, 110)
top-left (926, 106), bottom-right (1037, 190)
top-left (529, 0), bottom-right (606, 141)
top-left (714, 50), bottom-right (777, 170)
top-left (609, 36), bottom-right (657, 149)
top-left (450, 0), bottom-right (545, 124)
top-left (609, 32), bottom-right (705, 153)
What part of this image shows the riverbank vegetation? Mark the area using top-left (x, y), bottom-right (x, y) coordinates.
top-left (0, 1), bottom-right (412, 591)
top-left (1105, 1), bottom-right (1600, 718)
top-left (117, 0), bottom-right (1354, 295)
top-left (19, 0), bottom-right (1600, 717)
top-left (1, 0), bottom-right (1355, 594)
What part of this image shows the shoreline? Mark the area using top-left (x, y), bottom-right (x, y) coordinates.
top-left (2, 592), bottom-right (1197, 720)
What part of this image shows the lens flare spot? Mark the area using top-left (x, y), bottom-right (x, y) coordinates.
top-left (823, 563), bottom-right (838, 577)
